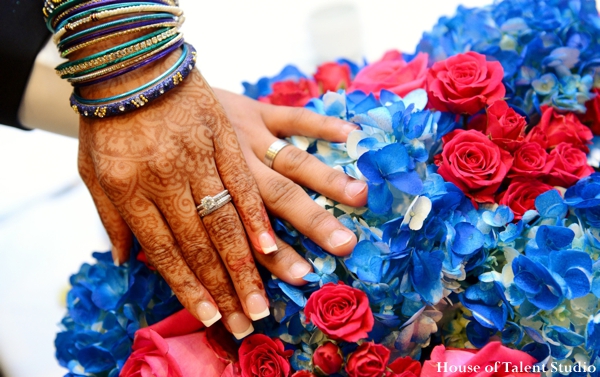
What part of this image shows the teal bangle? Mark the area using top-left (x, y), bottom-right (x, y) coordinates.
top-left (57, 13), bottom-right (177, 49)
top-left (53, 1), bottom-right (165, 32)
top-left (60, 31), bottom-right (179, 79)
top-left (57, 26), bottom-right (173, 71)
top-left (73, 43), bottom-right (189, 104)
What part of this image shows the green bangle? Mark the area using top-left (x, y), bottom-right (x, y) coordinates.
top-left (73, 43), bottom-right (189, 104)
top-left (57, 13), bottom-right (177, 49)
top-left (59, 30), bottom-right (179, 78)
top-left (57, 27), bottom-right (172, 71)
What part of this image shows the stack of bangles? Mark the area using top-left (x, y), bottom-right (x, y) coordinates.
top-left (43, 0), bottom-right (197, 118)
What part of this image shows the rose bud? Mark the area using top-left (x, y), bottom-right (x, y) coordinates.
top-left (313, 342), bottom-right (343, 375)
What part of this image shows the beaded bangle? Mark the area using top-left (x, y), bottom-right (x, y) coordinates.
top-left (53, 4), bottom-right (183, 43)
top-left (68, 33), bottom-right (184, 85)
top-left (49, 0), bottom-right (177, 31)
top-left (70, 43), bottom-right (196, 118)
top-left (60, 18), bottom-right (181, 57)
top-left (56, 27), bottom-right (179, 77)
top-left (57, 12), bottom-right (176, 49)
top-left (43, 0), bottom-right (178, 24)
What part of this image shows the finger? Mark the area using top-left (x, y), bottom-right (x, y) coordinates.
top-left (260, 104), bottom-right (359, 142)
top-left (247, 155), bottom-right (357, 256)
top-left (110, 193), bottom-right (228, 330)
top-left (192, 177), bottom-right (271, 323)
top-left (253, 235), bottom-right (313, 286)
top-left (202, 81), bottom-right (278, 256)
top-left (77, 146), bottom-right (131, 265)
top-left (252, 133), bottom-right (367, 207)
top-left (152, 185), bottom-right (255, 339)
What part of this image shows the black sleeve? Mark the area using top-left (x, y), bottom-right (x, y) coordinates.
top-left (0, 0), bottom-right (52, 130)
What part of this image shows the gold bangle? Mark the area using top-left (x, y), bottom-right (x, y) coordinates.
top-left (51, 0), bottom-right (177, 29)
top-left (53, 4), bottom-right (183, 44)
top-left (67, 32), bottom-right (183, 84)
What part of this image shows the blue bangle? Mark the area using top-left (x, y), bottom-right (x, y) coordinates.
top-left (70, 43), bottom-right (196, 119)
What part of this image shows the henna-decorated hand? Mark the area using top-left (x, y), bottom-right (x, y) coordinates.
top-left (77, 51), bottom-right (280, 338)
top-left (213, 88), bottom-right (367, 281)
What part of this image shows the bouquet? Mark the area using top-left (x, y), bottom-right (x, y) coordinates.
top-left (55, 0), bottom-right (600, 376)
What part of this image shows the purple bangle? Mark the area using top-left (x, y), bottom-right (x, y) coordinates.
top-left (73, 38), bottom-right (184, 87)
top-left (59, 17), bottom-right (176, 52)
top-left (70, 43), bottom-right (196, 118)
top-left (51, 0), bottom-right (172, 31)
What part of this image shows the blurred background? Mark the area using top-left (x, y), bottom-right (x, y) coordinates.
top-left (0, 0), bottom-right (518, 375)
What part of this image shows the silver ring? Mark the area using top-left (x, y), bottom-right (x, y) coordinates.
top-left (197, 190), bottom-right (232, 217)
top-left (264, 139), bottom-right (291, 169)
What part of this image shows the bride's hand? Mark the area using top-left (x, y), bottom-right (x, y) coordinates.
top-left (213, 88), bottom-right (367, 281)
top-left (77, 52), bottom-right (283, 338)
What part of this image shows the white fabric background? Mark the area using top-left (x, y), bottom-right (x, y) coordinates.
top-left (0, 0), bottom-right (566, 375)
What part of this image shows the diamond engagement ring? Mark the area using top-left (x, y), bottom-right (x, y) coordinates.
top-left (264, 139), bottom-right (292, 169)
top-left (197, 190), bottom-right (231, 218)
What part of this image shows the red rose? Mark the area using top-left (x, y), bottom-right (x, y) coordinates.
top-left (535, 106), bottom-right (592, 152)
top-left (547, 142), bottom-right (594, 187)
top-left (524, 125), bottom-right (549, 149)
top-left (304, 283), bottom-right (374, 342)
top-left (313, 342), bottom-right (343, 375)
top-left (579, 88), bottom-right (600, 135)
top-left (436, 129), bottom-right (513, 203)
top-left (386, 356), bottom-right (422, 377)
top-left (467, 101), bottom-right (526, 152)
top-left (348, 50), bottom-right (428, 98)
top-left (239, 334), bottom-right (293, 377)
top-left (314, 62), bottom-right (352, 93)
top-left (508, 142), bottom-right (555, 179)
top-left (498, 179), bottom-right (555, 220)
top-left (121, 310), bottom-right (236, 377)
top-left (291, 372), bottom-right (317, 377)
top-left (427, 51), bottom-right (505, 114)
top-left (421, 342), bottom-right (539, 377)
top-left (345, 343), bottom-right (390, 377)
top-left (259, 79), bottom-right (319, 107)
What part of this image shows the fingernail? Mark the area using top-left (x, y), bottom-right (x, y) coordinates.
top-left (329, 229), bottom-right (355, 248)
top-left (111, 250), bottom-right (120, 267)
top-left (228, 312), bottom-right (254, 339)
top-left (197, 301), bottom-right (222, 327)
top-left (290, 262), bottom-right (311, 279)
top-left (258, 232), bottom-right (278, 254)
top-left (345, 180), bottom-right (367, 198)
top-left (342, 122), bottom-right (359, 135)
top-left (246, 293), bottom-right (270, 321)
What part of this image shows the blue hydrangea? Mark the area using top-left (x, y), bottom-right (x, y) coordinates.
top-left (55, 246), bottom-right (181, 377)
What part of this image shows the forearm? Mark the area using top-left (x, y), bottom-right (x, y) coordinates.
top-left (18, 39), bottom-right (79, 137)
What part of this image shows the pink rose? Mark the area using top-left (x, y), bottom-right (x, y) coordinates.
top-left (427, 51), bottom-right (505, 114)
top-left (314, 62), bottom-right (352, 93)
top-left (547, 142), bottom-right (594, 187)
top-left (534, 106), bottom-right (592, 152)
top-left (421, 342), bottom-right (539, 377)
top-left (313, 342), bottom-right (343, 375)
top-left (346, 343), bottom-right (390, 377)
top-left (121, 310), bottom-right (237, 377)
top-left (436, 129), bottom-right (513, 203)
top-left (508, 142), bottom-right (555, 179)
top-left (238, 334), bottom-right (293, 377)
top-left (259, 79), bottom-right (319, 107)
top-left (304, 283), bottom-right (374, 342)
top-left (348, 50), bottom-right (428, 98)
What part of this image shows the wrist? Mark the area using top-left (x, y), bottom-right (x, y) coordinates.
top-left (67, 29), bottom-right (183, 99)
